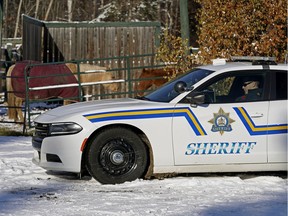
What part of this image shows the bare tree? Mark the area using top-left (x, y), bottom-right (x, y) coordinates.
top-left (3, 0), bottom-right (8, 38)
top-left (14, 0), bottom-right (23, 37)
top-left (67, 0), bottom-right (73, 21)
top-left (35, 0), bottom-right (40, 18)
top-left (44, 0), bottom-right (54, 20)
top-left (4, 0), bottom-right (199, 41)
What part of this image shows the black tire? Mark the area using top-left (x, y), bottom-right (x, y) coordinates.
top-left (85, 127), bottom-right (149, 184)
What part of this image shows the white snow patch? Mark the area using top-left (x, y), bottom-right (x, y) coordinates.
top-left (0, 136), bottom-right (287, 216)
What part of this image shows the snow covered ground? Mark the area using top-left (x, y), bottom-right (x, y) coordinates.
top-left (0, 136), bottom-right (287, 216)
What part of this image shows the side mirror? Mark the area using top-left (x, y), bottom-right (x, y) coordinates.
top-left (174, 81), bottom-right (193, 94)
top-left (174, 81), bottom-right (187, 93)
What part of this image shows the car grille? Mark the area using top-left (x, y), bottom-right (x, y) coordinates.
top-left (32, 123), bottom-right (50, 151)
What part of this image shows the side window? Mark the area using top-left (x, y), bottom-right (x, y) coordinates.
top-left (185, 71), bottom-right (267, 104)
top-left (275, 71), bottom-right (287, 100)
top-left (209, 77), bottom-right (235, 97)
top-left (200, 76), bottom-right (236, 103)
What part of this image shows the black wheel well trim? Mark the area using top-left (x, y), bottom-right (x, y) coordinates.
top-left (80, 123), bottom-right (154, 179)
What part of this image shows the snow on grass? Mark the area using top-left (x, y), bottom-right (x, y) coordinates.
top-left (0, 136), bottom-right (287, 216)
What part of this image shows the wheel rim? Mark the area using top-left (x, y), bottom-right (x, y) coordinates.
top-left (99, 139), bottom-right (136, 176)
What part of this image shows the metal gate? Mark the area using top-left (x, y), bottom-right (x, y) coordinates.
top-left (1, 53), bottom-right (168, 133)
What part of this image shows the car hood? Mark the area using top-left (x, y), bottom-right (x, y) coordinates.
top-left (35, 98), bottom-right (172, 120)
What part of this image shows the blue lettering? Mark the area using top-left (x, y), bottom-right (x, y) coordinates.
top-left (245, 142), bottom-right (256, 154)
top-left (208, 143), bottom-right (218, 154)
top-left (218, 143), bottom-right (229, 154)
top-left (195, 143), bottom-right (208, 155)
top-left (185, 141), bottom-right (257, 156)
top-left (229, 142), bottom-right (237, 154)
top-left (185, 143), bottom-right (196, 155)
top-left (236, 142), bottom-right (247, 154)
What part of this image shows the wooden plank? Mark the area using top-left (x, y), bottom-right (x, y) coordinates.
top-left (122, 28), bottom-right (127, 57)
top-left (104, 27), bottom-right (108, 59)
top-left (64, 27), bottom-right (71, 60)
top-left (88, 28), bottom-right (94, 59)
top-left (99, 27), bottom-right (104, 59)
top-left (109, 27), bottom-right (115, 58)
top-left (146, 27), bottom-right (152, 55)
top-left (94, 27), bottom-right (99, 59)
top-left (71, 27), bottom-right (76, 60)
top-left (82, 27), bottom-right (86, 59)
top-left (116, 27), bottom-right (122, 57)
top-left (76, 27), bottom-right (82, 60)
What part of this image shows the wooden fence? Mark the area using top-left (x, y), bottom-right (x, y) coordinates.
top-left (22, 15), bottom-right (162, 95)
top-left (22, 15), bottom-right (161, 64)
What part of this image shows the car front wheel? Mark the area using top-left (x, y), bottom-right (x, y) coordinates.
top-left (85, 127), bottom-right (149, 184)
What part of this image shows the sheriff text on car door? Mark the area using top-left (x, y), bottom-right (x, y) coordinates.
top-left (172, 70), bottom-right (269, 165)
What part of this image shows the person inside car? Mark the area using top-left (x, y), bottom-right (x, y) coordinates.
top-left (236, 77), bottom-right (262, 101)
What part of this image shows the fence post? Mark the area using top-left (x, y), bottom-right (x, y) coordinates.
top-left (23, 64), bottom-right (30, 133)
top-left (125, 56), bottom-right (133, 98)
top-left (75, 61), bottom-right (83, 102)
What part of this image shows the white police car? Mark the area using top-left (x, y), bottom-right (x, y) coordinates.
top-left (32, 56), bottom-right (287, 184)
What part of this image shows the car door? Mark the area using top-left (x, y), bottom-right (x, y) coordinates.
top-left (172, 70), bottom-right (269, 165)
top-left (267, 70), bottom-right (288, 163)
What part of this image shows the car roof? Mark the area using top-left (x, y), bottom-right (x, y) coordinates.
top-left (197, 61), bottom-right (287, 72)
top-left (197, 62), bottom-right (253, 71)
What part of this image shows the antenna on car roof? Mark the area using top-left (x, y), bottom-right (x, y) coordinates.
top-left (231, 56), bottom-right (277, 65)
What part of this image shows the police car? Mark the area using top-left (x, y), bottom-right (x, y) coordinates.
top-left (32, 56), bottom-right (287, 184)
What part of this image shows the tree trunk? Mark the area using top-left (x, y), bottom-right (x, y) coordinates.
top-left (35, 0), bottom-right (40, 18)
top-left (14, 0), bottom-right (23, 38)
top-left (67, 0), bottom-right (72, 21)
top-left (3, 0), bottom-right (7, 38)
top-left (44, 0), bottom-right (54, 20)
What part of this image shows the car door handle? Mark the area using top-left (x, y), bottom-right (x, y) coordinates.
top-left (250, 113), bottom-right (264, 118)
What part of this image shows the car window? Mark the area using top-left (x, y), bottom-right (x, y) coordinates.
top-left (144, 68), bottom-right (214, 102)
top-left (184, 71), bottom-right (267, 104)
top-left (201, 76), bottom-right (235, 103)
top-left (275, 71), bottom-right (287, 100)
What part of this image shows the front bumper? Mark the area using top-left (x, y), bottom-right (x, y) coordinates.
top-left (32, 130), bottom-right (85, 173)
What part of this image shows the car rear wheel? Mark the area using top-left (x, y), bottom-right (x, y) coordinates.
top-left (85, 127), bottom-right (149, 184)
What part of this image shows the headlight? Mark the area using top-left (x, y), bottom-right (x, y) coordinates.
top-left (49, 122), bottom-right (83, 136)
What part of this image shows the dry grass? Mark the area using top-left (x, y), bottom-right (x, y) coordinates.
top-left (0, 127), bottom-right (33, 136)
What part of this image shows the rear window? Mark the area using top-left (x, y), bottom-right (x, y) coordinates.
top-left (275, 71), bottom-right (287, 100)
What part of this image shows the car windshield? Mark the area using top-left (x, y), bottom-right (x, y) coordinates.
top-left (141, 68), bottom-right (214, 102)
